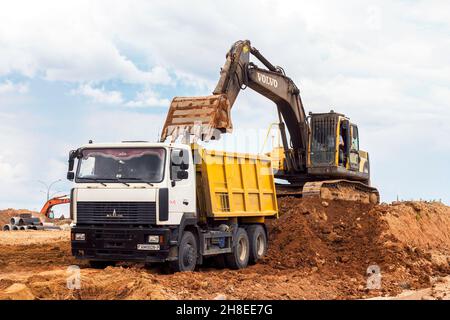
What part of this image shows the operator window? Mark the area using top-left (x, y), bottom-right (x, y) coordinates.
top-left (351, 125), bottom-right (359, 150)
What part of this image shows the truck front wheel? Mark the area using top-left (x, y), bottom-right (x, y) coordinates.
top-left (170, 231), bottom-right (197, 272)
top-left (247, 225), bottom-right (267, 264)
top-left (225, 228), bottom-right (249, 269)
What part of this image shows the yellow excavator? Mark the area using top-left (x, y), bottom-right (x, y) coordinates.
top-left (160, 40), bottom-right (379, 204)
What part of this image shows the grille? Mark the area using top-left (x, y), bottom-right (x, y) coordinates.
top-left (76, 201), bottom-right (156, 225)
top-left (94, 229), bottom-right (136, 241)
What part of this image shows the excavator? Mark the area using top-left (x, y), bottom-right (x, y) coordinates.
top-left (160, 40), bottom-right (379, 204)
top-left (40, 195), bottom-right (70, 218)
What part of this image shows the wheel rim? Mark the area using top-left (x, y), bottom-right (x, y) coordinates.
top-left (238, 237), bottom-right (248, 262)
top-left (256, 234), bottom-right (265, 257)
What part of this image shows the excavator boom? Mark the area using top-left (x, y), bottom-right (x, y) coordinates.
top-left (161, 40), bottom-right (309, 172)
top-left (40, 195), bottom-right (70, 218)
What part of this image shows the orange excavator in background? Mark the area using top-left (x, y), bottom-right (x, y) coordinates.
top-left (39, 195), bottom-right (70, 218)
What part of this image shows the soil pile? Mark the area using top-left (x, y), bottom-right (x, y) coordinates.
top-left (0, 199), bottom-right (449, 300)
top-left (265, 198), bottom-right (450, 296)
top-left (0, 209), bottom-right (46, 226)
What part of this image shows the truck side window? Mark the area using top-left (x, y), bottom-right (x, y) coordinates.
top-left (78, 157), bottom-right (96, 177)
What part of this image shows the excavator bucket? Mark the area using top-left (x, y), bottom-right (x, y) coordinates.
top-left (160, 94), bottom-right (233, 142)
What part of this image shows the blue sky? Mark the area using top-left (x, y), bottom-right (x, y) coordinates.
top-left (0, 0), bottom-right (449, 216)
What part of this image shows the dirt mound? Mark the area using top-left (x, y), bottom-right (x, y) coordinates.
top-left (0, 209), bottom-right (46, 227)
top-left (264, 198), bottom-right (450, 296)
top-left (266, 198), bottom-right (385, 270)
top-left (380, 201), bottom-right (450, 252)
top-left (0, 200), bottom-right (449, 300)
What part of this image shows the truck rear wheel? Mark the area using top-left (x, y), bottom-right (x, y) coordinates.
top-left (225, 228), bottom-right (249, 270)
top-left (170, 231), bottom-right (197, 272)
top-left (247, 225), bottom-right (267, 264)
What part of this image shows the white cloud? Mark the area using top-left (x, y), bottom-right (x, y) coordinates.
top-left (81, 111), bottom-right (166, 143)
top-left (125, 89), bottom-right (170, 108)
top-left (0, 1), bottom-right (173, 85)
top-left (0, 80), bottom-right (28, 94)
top-left (72, 84), bottom-right (123, 105)
top-left (0, 155), bottom-right (24, 181)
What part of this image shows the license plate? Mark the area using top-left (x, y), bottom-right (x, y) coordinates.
top-left (137, 244), bottom-right (160, 251)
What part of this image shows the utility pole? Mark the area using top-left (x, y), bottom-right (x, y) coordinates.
top-left (38, 179), bottom-right (62, 201)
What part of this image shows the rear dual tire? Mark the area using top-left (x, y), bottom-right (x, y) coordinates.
top-left (225, 228), bottom-right (250, 269)
top-left (247, 225), bottom-right (267, 264)
top-left (170, 226), bottom-right (266, 272)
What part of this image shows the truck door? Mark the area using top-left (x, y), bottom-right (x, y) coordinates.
top-left (349, 124), bottom-right (360, 171)
top-left (338, 119), bottom-right (350, 167)
top-left (168, 148), bottom-right (196, 223)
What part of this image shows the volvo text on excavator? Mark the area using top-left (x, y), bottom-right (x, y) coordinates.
top-left (160, 40), bottom-right (379, 204)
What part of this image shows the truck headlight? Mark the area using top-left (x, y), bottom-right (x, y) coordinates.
top-left (74, 233), bottom-right (86, 241)
top-left (148, 235), bottom-right (159, 243)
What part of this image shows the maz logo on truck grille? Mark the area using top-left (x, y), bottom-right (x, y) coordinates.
top-left (257, 72), bottom-right (278, 88)
top-left (106, 209), bottom-right (124, 218)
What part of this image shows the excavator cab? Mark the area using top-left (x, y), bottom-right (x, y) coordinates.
top-left (307, 111), bottom-right (370, 183)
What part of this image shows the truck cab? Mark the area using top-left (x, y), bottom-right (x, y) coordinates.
top-left (67, 141), bottom-right (277, 271)
top-left (68, 142), bottom-right (197, 267)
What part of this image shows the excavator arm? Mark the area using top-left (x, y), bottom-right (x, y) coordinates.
top-left (40, 195), bottom-right (70, 218)
top-left (161, 40), bottom-right (309, 172)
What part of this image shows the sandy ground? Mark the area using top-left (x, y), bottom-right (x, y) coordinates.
top-left (0, 199), bottom-right (449, 300)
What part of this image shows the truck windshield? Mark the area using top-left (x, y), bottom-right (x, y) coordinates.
top-left (76, 148), bottom-right (166, 183)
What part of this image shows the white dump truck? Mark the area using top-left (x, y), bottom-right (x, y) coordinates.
top-left (67, 141), bottom-right (278, 271)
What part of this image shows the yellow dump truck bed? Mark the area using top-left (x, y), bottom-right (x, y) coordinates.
top-left (194, 145), bottom-right (278, 221)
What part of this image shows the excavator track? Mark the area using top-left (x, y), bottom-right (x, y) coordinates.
top-left (302, 180), bottom-right (380, 204)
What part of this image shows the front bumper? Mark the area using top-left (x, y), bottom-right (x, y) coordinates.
top-left (71, 226), bottom-right (177, 263)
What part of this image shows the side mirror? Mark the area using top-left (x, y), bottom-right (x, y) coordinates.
top-left (171, 149), bottom-right (190, 170)
top-left (67, 171), bottom-right (75, 181)
top-left (176, 170), bottom-right (189, 180)
top-left (180, 162), bottom-right (189, 170)
top-left (68, 150), bottom-right (76, 171)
